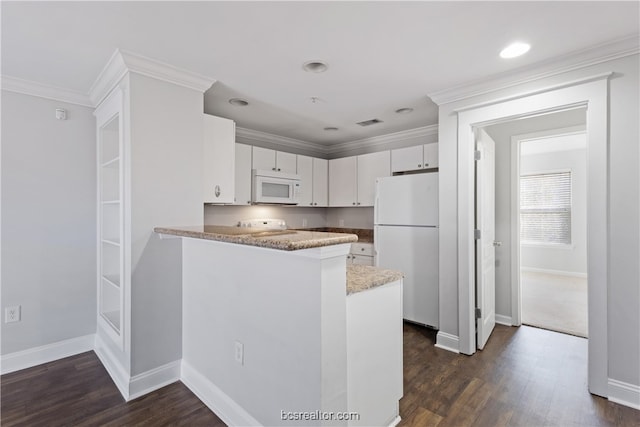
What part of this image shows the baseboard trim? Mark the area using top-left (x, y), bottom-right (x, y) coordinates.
top-left (1, 334), bottom-right (95, 375)
top-left (181, 360), bottom-right (261, 426)
top-left (608, 378), bottom-right (640, 410)
top-left (388, 415), bottom-right (401, 427)
top-left (495, 315), bottom-right (513, 326)
top-left (435, 332), bottom-right (460, 353)
top-left (94, 333), bottom-right (130, 400)
top-left (521, 267), bottom-right (587, 279)
top-left (129, 360), bottom-right (181, 401)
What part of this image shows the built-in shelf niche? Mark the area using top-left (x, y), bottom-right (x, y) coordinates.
top-left (97, 101), bottom-right (124, 350)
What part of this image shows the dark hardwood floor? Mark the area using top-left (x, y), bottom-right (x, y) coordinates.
top-left (2, 324), bottom-right (638, 426)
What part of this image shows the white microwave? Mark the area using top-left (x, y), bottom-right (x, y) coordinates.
top-left (252, 169), bottom-right (301, 205)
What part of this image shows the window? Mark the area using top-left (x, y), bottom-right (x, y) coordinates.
top-left (520, 171), bottom-right (571, 245)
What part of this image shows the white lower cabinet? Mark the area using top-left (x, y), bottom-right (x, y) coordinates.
top-left (348, 243), bottom-right (374, 266)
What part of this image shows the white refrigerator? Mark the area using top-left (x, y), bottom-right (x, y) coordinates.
top-left (374, 172), bottom-right (439, 328)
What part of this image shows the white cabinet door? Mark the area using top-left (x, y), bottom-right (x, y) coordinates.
top-left (297, 155), bottom-right (314, 207)
top-left (352, 255), bottom-right (374, 266)
top-left (329, 156), bottom-right (357, 207)
top-left (252, 146), bottom-right (276, 171)
top-left (357, 151), bottom-right (390, 206)
top-left (312, 158), bottom-right (328, 207)
top-left (391, 145), bottom-right (423, 173)
top-left (234, 143), bottom-right (252, 205)
top-left (423, 143), bottom-right (438, 169)
top-left (276, 151), bottom-right (297, 173)
top-left (203, 114), bottom-right (235, 204)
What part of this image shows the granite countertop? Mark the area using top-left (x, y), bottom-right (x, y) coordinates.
top-left (294, 227), bottom-right (373, 243)
top-left (346, 264), bottom-right (403, 295)
top-left (154, 225), bottom-right (358, 251)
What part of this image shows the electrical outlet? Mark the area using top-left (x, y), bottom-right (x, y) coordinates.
top-left (234, 341), bottom-right (244, 365)
top-left (302, 218), bottom-right (308, 227)
top-left (339, 219), bottom-right (345, 227)
top-left (5, 305), bottom-right (21, 323)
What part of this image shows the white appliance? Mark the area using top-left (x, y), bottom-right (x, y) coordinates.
top-left (374, 172), bottom-right (439, 328)
top-left (252, 169), bottom-right (301, 205)
top-left (237, 218), bottom-right (287, 229)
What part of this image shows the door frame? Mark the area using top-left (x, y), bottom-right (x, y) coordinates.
top-left (455, 73), bottom-right (610, 397)
top-left (510, 124), bottom-right (587, 327)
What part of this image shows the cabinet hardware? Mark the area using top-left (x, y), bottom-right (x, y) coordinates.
top-left (352, 202), bottom-right (356, 205)
top-left (277, 168), bottom-right (281, 171)
top-left (418, 164), bottom-right (421, 168)
top-left (425, 163), bottom-right (429, 167)
top-left (214, 185), bottom-right (221, 197)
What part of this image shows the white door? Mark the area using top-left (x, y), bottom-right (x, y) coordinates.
top-left (357, 151), bottom-right (391, 206)
top-left (297, 155), bottom-right (314, 206)
top-left (475, 130), bottom-right (496, 350)
top-left (375, 225), bottom-right (439, 328)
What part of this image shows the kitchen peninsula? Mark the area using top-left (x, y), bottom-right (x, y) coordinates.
top-left (154, 226), bottom-right (403, 427)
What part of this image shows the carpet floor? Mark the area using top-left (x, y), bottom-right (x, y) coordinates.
top-left (521, 271), bottom-right (588, 337)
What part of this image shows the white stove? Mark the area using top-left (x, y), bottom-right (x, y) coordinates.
top-left (237, 218), bottom-right (287, 230)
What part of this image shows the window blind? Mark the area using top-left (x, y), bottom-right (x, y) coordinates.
top-left (520, 171), bottom-right (571, 244)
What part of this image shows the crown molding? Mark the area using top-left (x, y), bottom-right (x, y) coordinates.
top-left (236, 127), bottom-right (331, 157)
top-left (2, 75), bottom-right (93, 107)
top-left (327, 124), bottom-right (439, 154)
top-left (428, 33), bottom-right (640, 106)
top-left (89, 49), bottom-right (216, 107)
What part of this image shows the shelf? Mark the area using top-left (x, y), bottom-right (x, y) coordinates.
top-left (103, 274), bottom-right (121, 288)
top-left (101, 310), bottom-right (121, 332)
top-left (101, 156), bottom-right (120, 169)
top-left (102, 238), bottom-right (120, 247)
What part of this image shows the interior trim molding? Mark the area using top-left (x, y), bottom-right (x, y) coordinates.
top-left (129, 360), bottom-right (181, 401)
top-left (494, 314), bottom-right (513, 326)
top-left (428, 34), bottom-right (639, 105)
top-left (0, 334), bottom-right (95, 375)
top-left (94, 333), bottom-right (131, 401)
top-left (434, 331), bottom-right (460, 353)
top-left (236, 126), bottom-right (331, 157)
top-left (2, 76), bottom-right (93, 107)
top-left (89, 49), bottom-right (216, 107)
top-left (181, 360), bottom-right (262, 426)
top-left (327, 124), bottom-right (439, 155)
top-left (608, 378), bottom-right (640, 410)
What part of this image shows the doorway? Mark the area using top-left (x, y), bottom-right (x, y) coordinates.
top-left (516, 128), bottom-right (588, 338)
top-left (456, 75), bottom-right (610, 397)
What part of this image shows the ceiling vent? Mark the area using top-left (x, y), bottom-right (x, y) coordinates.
top-left (356, 118), bottom-right (383, 127)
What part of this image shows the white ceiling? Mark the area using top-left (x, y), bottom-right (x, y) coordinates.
top-left (2, 1), bottom-right (638, 145)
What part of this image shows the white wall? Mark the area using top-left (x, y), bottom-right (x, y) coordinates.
top-left (204, 206), bottom-right (374, 229)
top-left (205, 205), bottom-right (328, 229)
top-left (520, 146), bottom-right (587, 275)
top-left (438, 54), bottom-right (639, 391)
top-left (1, 91), bottom-right (96, 354)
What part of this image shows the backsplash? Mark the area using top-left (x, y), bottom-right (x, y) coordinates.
top-left (204, 205), bottom-right (374, 230)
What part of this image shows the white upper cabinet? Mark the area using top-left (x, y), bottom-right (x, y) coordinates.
top-left (329, 156), bottom-right (358, 207)
top-left (203, 114), bottom-right (236, 204)
top-left (423, 143), bottom-right (439, 169)
top-left (234, 143), bottom-right (252, 205)
top-left (329, 151), bottom-right (390, 207)
top-left (252, 146), bottom-right (297, 173)
top-left (297, 155), bottom-right (314, 206)
top-left (391, 145), bottom-right (424, 173)
top-left (312, 158), bottom-right (328, 207)
top-left (357, 151), bottom-right (391, 206)
top-left (391, 143), bottom-right (439, 173)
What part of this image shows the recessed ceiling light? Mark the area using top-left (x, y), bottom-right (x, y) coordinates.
top-left (303, 60), bottom-right (329, 73)
top-left (395, 108), bottom-right (414, 114)
top-left (228, 98), bottom-right (249, 107)
top-left (500, 42), bottom-right (530, 59)
top-left (324, 127), bottom-right (339, 131)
